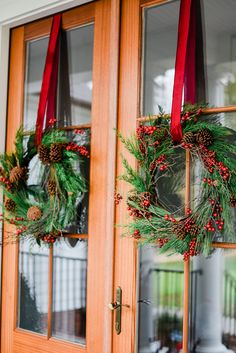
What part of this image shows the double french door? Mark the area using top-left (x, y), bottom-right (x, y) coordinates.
top-left (2, 1), bottom-right (236, 353)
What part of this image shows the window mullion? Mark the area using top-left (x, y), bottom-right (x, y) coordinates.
top-left (47, 246), bottom-right (53, 340)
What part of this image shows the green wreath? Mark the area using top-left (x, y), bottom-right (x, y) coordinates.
top-left (117, 104), bottom-right (236, 259)
top-left (0, 126), bottom-right (89, 245)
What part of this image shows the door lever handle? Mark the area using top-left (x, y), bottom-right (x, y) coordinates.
top-left (108, 287), bottom-right (129, 334)
top-left (108, 301), bottom-right (130, 310)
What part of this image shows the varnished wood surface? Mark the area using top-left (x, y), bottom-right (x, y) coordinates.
top-left (112, 0), bottom-right (141, 352)
top-left (1, 26), bottom-right (25, 353)
top-left (24, 3), bottom-right (95, 41)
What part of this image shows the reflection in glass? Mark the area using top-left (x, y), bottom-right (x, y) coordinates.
top-left (59, 25), bottom-right (94, 126)
top-left (142, 1), bottom-right (180, 115)
top-left (142, 0), bottom-right (236, 115)
top-left (138, 247), bottom-right (184, 353)
top-left (24, 37), bottom-right (49, 130)
top-left (23, 24), bottom-right (94, 130)
top-left (190, 249), bottom-right (236, 353)
top-left (18, 241), bottom-right (49, 334)
top-left (52, 238), bottom-right (87, 344)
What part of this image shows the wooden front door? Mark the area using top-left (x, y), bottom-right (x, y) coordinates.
top-left (1, 1), bottom-right (119, 352)
top-left (112, 1), bottom-right (236, 353)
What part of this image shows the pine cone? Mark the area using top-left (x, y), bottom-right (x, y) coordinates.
top-left (27, 206), bottom-right (42, 221)
top-left (47, 180), bottom-right (57, 196)
top-left (188, 224), bottom-right (200, 236)
top-left (172, 223), bottom-right (186, 239)
top-left (38, 145), bottom-right (50, 165)
top-left (4, 198), bottom-right (16, 212)
top-left (182, 132), bottom-right (195, 145)
top-left (230, 196), bottom-right (236, 208)
top-left (195, 128), bottom-right (213, 146)
top-left (140, 192), bottom-right (151, 201)
top-left (49, 143), bottom-right (63, 163)
top-left (10, 166), bottom-right (28, 183)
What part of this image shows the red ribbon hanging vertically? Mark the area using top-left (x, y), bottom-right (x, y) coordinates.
top-left (35, 14), bottom-right (61, 146)
top-left (170, 0), bottom-right (193, 143)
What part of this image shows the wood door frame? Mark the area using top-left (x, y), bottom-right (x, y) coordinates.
top-left (1, 1), bottom-right (120, 352)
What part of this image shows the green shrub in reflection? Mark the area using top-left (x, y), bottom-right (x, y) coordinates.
top-left (19, 274), bottom-right (45, 333)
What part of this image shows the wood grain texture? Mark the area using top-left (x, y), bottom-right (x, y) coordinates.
top-left (112, 0), bottom-right (141, 352)
top-left (24, 3), bottom-right (95, 41)
top-left (86, 1), bottom-right (119, 352)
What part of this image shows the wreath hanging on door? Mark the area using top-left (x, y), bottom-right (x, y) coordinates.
top-left (0, 15), bottom-right (89, 245)
top-left (117, 104), bottom-right (236, 259)
top-left (0, 126), bottom-right (89, 245)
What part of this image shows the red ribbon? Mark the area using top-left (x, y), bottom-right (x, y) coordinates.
top-left (170, 0), bottom-right (193, 143)
top-left (35, 14), bottom-right (61, 146)
top-left (184, 0), bottom-right (196, 104)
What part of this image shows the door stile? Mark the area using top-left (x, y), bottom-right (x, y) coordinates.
top-left (86, 1), bottom-right (120, 352)
top-left (113, 0), bottom-right (141, 352)
top-left (1, 26), bottom-right (25, 353)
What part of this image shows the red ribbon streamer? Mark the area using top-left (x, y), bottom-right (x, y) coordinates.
top-left (184, 0), bottom-right (196, 104)
top-left (35, 14), bottom-right (61, 146)
top-left (170, 0), bottom-right (193, 143)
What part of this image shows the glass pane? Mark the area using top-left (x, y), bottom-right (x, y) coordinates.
top-left (18, 241), bottom-right (49, 334)
top-left (23, 24), bottom-right (94, 130)
top-left (142, 1), bottom-right (180, 115)
top-left (60, 25), bottom-right (94, 126)
top-left (137, 140), bottom-right (185, 352)
top-left (142, 0), bottom-right (236, 114)
top-left (203, 0), bottom-right (236, 107)
top-left (189, 249), bottom-right (236, 352)
top-left (52, 238), bottom-right (87, 344)
top-left (138, 247), bottom-right (184, 353)
top-left (24, 37), bottom-right (49, 130)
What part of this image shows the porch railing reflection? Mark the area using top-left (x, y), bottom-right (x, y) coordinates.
top-left (144, 268), bottom-right (236, 353)
top-left (19, 250), bottom-right (87, 338)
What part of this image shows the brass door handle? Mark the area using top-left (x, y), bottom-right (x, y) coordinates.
top-left (108, 301), bottom-right (130, 310)
top-left (108, 287), bottom-right (130, 334)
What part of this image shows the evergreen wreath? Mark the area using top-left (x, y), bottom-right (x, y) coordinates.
top-left (117, 104), bottom-right (236, 260)
top-left (0, 126), bottom-right (89, 245)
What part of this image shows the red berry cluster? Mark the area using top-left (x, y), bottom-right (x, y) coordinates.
top-left (157, 238), bottom-right (168, 248)
top-left (74, 129), bottom-right (85, 134)
top-left (15, 217), bottom-right (24, 221)
top-left (136, 125), bottom-right (157, 139)
top-left (150, 154), bottom-right (168, 172)
top-left (114, 192), bottom-right (123, 205)
top-left (204, 199), bottom-right (224, 232)
top-left (186, 207), bottom-right (192, 215)
top-left (142, 199), bottom-right (151, 208)
top-left (183, 238), bottom-right (198, 261)
top-left (181, 109), bottom-right (202, 122)
top-left (0, 176), bottom-right (13, 191)
top-left (200, 146), bottom-right (230, 180)
top-left (42, 234), bottom-right (56, 244)
top-left (127, 204), bottom-right (152, 219)
top-left (164, 214), bottom-right (177, 222)
top-left (48, 118), bottom-right (57, 125)
top-left (16, 226), bottom-right (27, 236)
top-left (133, 230), bottom-right (141, 239)
top-left (66, 143), bottom-right (89, 157)
top-left (182, 142), bottom-right (194, 149)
